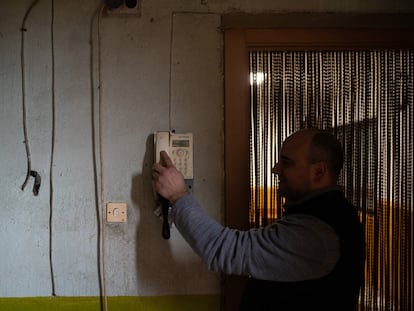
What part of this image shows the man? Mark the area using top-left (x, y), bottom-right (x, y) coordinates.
top-left (152, 128), bottom-right (365, 310)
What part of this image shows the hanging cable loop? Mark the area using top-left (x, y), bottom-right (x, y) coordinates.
top-left (20, 0), bottom-right (40, 194)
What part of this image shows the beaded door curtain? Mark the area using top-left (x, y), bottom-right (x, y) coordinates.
top-left (249, 50), bottom-right (413, 310)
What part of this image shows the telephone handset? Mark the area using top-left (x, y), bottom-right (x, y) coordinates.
top-left (154, 131), bottom-right (194, 239)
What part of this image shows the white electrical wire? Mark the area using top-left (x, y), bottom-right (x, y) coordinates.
top-left (97, 4), bottom-right (109, 311)
top-left (49, 0), bottom-right (57, 297)
top-left (20, 1), bottom-right (39, 192)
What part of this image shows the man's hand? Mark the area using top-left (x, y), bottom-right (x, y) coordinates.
top-left (152, 151), bottom-right (187, 203)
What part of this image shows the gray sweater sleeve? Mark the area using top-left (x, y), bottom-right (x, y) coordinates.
top-left (172, 194), bottom-right (340, 282)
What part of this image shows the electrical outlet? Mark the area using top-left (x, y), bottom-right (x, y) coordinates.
top-left (106, 0), bottom-right (141, 16)
top-left (107, 202), bottom-right (127, 223)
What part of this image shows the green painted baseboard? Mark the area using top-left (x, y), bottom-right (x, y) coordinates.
top-left (0, 295), bottom-right (220, 311)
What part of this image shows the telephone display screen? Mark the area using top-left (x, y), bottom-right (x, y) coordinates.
top-left (172, 140), bottom-right (190, 148)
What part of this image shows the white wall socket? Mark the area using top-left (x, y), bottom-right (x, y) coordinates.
top-left (107, 202), bottom-right (127, 223)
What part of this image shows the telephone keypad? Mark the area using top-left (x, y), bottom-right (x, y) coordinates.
top-left (171, 148), bottom-right (190, 177)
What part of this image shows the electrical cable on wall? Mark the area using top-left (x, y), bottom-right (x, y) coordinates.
top-left (97, 4), bottom-right (109, 311)
top-left (168, 12), bottom-right (174, 131)
top-left (20, 0), bottom-right (57, 297)
top-left (20, 0), bottom-right (41, 196)
top-left (90, 7), bottom-right (104, 311)
top-left (49, 0), bottom-right (57, 297)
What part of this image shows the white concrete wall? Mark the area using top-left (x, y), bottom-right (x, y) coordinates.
top-left (0, 0), bottom-right (412, 298)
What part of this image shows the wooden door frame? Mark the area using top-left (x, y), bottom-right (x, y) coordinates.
top-left (223, 13), bottom-right (414, 311)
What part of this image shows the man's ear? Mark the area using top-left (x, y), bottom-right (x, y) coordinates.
top-left (312, 161), bottom-right (328, 182)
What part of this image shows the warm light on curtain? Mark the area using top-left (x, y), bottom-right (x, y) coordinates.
top-left (249, 50), bottom-right (413, 310)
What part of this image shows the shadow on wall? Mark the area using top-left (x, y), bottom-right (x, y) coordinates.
top-left (131, 134), bottom-right (204, 295)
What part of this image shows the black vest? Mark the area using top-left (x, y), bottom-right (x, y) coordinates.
top-left (240, 190), bottom-right (365, 311)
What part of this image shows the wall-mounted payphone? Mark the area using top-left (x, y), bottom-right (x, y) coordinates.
top-left (154, 131), bottom-right (194, 239)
